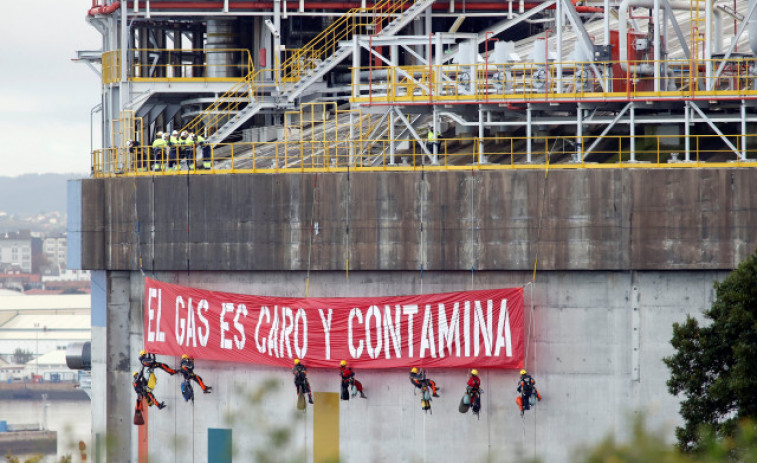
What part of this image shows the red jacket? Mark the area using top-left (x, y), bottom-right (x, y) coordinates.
top-left (340, 366), bottom-right (355, 380)
top-left (467, 375), bottom-right (481, 389)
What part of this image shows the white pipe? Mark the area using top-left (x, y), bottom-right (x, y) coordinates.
top-left (750, 0), bottom-right (757, 57)
top-left (556, 0), bottom-right (563, 93)
top-left (653, 0), bottom-right (660, 91)
top-left (712, 11), bottom-right (722, 54)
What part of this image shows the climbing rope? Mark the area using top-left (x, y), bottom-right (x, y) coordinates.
top-left (132, 174), bottom-right (146, 277)
top-left (305, 173), bottom-right (319, 297)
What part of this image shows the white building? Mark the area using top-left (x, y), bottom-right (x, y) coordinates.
top-left (0, 234), bottom-right (32, 274)
top-left (43, 236), bottom-right (67, 271)
top-left (0, 293), bottom-right (90, 363)
top-left (24, 349), bottom-right (78, 381)
top-left (0, 357), bottom-right (24, 381)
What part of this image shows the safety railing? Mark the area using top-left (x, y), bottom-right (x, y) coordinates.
top-left (182, 0), bottom-right (412, 137)
top-left (279, 0), bottom-right (410, 86)
top-left (101, 49), bottom-right (255, 84)
top-left (91, 132), bottom-right (757, 177)
top-left (350, 57), bottom-right (757, 104)
top-left (130, 48), bottom-right (255, 81)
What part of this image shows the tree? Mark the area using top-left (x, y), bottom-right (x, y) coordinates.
top-left (12, 348), bottom-right (33, 364)
top-left (664, 250), bottom-right (757, 452)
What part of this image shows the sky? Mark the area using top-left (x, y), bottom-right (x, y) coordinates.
top-left (0, 0), bottom-right (102, 177)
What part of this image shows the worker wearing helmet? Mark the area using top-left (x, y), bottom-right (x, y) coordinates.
top-left (193, 132), bottom-right (211, 169)
top-left (339, 360), bottom-right (367, 400)
top-left (467, 369), bottom-right (481, 391)
top-left (409, 367), bottom-right (439, 397)
top-left (167, 129), bottom-right (181, 170)
top-left (151, 131), bottom-right (168, 171)
top-left (516, 368), bottom-right (542, 416)
top-left (178, 130), bottom-right (195, 169)
top-left (133, 369), bottom-right (166, 411)
top-left (180, 354), bottom-right (212, 393)
top-left (139, 350), bottom-right (177, 375)
top-left (292, 359), bottom-right (313, 404)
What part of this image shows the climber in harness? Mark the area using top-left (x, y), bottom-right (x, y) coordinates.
top-left (516, 369), bottom-right (542, 416)
top-left (179, 354), bottom-right (212, 401)
top-left (460, 369), bottom-right (482, 416)
top-left (409, 367), bottom-right (440, 397)
top-left (292, 359), bottom-right (314, 405)
top-left (133, 370), bottom-right (166, 413)
top-left (410, 367), bottom-right (439, 413)
top-left (339, 360), bottom-right (367, 400)
top-left (139, 350), bottom-right (177, 375)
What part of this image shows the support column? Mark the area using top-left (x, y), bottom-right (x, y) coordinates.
top-left (351, 37), bottom-right (360, 168)
top-left (629, 103), bottom-right (636, 162)
top-left (389, 111), bottom-right (396, 165)
top-left (741, 99), bottom-right (747, 161)
top-left (526, 104), bottom-right (533, 163)
top-left (556, 0), bottom-right (563, 93)
top-left (653, 0), bottom-right (661, 92)
top-left (431, 108), bottom-right (439, 165)
top-left (274, 0), bottom-right (281, 70)
top-left (575, 104), bottom-right (583, 162)
top-left (604, 0), bottom-right (611, 90)
top-left (425, 7), bottom-right (432, 36)
top-left (478, 107), bottom-right (485, 163)
top-left (103, 272), bottom-right (132, 462)
top-left (349, 112), bottom-right (356, 166)
top-left (704, 0), bottom-right (713, 90)
top-left (684, 102), bottom-right (691, 162)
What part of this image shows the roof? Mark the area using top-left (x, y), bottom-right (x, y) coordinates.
top-left (0, 294), bottom-right (91, 341)
top-left (25, 349), bottom-right (67, 367)
top-left (0, 294), bottom-right (89, 311)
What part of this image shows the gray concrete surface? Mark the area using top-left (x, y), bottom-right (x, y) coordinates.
top-left (108, 268), bottom-right (723, 463)
top-left (71, 169), bottom-right (757, 272)
top-left (70, 168), bottom-right (756, 462)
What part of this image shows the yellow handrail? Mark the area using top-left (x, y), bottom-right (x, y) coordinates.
top-left (183, 0), bottom-right (414, 137)
top-left (91, 132), bottom-right (757, 177)
top-left (349, 57), bottom-right (757, 104)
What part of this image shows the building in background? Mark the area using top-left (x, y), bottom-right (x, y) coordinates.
top-left (0, 294), bottom-right (90, 368)
top-left (43, 235), bottom-right (68, 273)
top-left (0, 232), bottom-right (32, 274)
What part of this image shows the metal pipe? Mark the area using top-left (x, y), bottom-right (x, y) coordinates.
top-left (88, 1), bottom-right (121, 16)
top-left (629, 103), bottom-right (635, 162)
top-left (750, 0), bottom-right (757, 57)
top-left (556, 0), bottom-right (563, 94)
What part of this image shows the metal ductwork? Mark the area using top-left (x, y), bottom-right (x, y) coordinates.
top-left (66, 341), bottom-right (91, 371)
top-left (206, 19), bottom-right (239, 78)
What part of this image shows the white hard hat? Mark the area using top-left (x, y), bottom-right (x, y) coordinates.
top-left (156, 131), bottom-right (163, 137)
top-left (172, 130), bottom-right (179, 135)
top-left (181, 131), bottom-right (188, 137)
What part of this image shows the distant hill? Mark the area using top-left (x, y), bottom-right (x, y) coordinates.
top-left (0, 173), bottom-right (87, 215)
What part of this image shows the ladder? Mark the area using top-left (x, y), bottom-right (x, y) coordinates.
top-left (183, 0), bottom-right (436, 143)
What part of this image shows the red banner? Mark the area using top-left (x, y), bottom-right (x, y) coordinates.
top-left (143, 277), bottom-right (524, 369)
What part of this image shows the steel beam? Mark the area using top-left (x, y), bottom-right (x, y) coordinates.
top-left (689, 102), bottom-right (741, 158)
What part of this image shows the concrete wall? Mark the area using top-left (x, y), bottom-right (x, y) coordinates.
top-left (107, 268), bottom-right (722, 463)
top-left (72, 169), bottom-right (757, 273)
top-left (71, 169), bottom-right (757, 462)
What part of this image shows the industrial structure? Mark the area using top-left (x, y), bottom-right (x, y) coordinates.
top-left (71, 0), bottom-right (757, 462)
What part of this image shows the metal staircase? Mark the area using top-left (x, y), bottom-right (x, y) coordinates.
top-left (184, 0), bottom-right (436, 143)
top-left (280, 0), bottom-right (437, 103)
